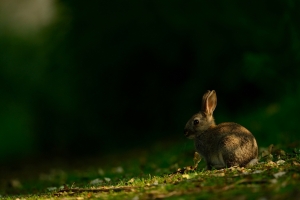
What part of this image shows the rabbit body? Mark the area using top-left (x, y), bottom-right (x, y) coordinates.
top-left (184, 90), bottom-right (258, 170)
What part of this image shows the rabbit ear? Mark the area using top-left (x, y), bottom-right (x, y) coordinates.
top-left (201, 90), bottom-right (211, 111)
top-left (201, 90), bottom-right (217, 115)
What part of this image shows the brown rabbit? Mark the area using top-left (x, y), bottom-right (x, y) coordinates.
top-left (184, 90), bottom-right (258, 170)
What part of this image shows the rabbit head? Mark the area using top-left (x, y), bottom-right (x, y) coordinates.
top-left (184, 90), bottom-right (217, 139)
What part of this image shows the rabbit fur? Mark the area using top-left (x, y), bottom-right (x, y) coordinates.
top-left (184, 90), bottom-right (258, 170)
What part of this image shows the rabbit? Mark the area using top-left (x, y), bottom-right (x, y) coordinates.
top-left (184, 90), bottom-right (258, 170)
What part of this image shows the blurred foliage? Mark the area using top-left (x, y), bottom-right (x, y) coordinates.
top-left (0, 0), bottom-right (299, 162)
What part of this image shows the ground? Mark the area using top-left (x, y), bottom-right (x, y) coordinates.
top-left (0, 142), bottom-right (300, 200)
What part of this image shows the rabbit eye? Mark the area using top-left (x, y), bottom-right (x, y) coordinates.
top-left (193, 119), bottom-right (199, 125)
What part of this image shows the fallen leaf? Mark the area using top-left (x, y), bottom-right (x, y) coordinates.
top-left (292, 173), bottom-right (300, 179)
top-left (113, 166), bottom-right (124, 173)
top-left (276, 160), bottom-right (285, 165)
top-left (214, 172), bottom-right (225, 177)
top-left (98, 168), bottom-right (105, 175)
top-left (153, 180), bottom-right (158, 185)
top-left (269, 179), bottom-right (278, 184)
top-left (9, 179), bottom-right (22, 189)
top-left (132, 195), bottom-right (139, 200)
top-left (47, 187), bottom-right (57, 191)
top-left (182, 174), bottom-right (190, 179)
top-left (292, 161), bottom-right (300, 166)
top-left (90, 178), bottom-right (103, 185)
top-left (273, 171), bottom-right (286, 179)
top-left (104, 177), bottom-right (111, 182)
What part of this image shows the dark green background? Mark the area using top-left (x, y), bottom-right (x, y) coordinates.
top-left (0, 0), bottom-right (299, 163)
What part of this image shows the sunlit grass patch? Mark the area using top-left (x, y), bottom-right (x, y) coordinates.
top-left (1, 144), bottom-right (300, 199)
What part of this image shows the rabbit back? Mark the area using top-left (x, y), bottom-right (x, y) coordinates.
top-left (195, 122), bottom-right (258, 169)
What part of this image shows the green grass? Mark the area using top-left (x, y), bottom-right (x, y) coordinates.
top-left (1, 141), bottom-right (300, 200)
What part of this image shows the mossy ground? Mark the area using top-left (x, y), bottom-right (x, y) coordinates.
top-left (1, 141), bottom-right (300, 200)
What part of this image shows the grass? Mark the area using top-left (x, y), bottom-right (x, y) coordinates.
top-left (0, 141), bottom-right (300, 200)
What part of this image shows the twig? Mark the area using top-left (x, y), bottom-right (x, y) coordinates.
top-left (54, 186), bottom-right (139, 196)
